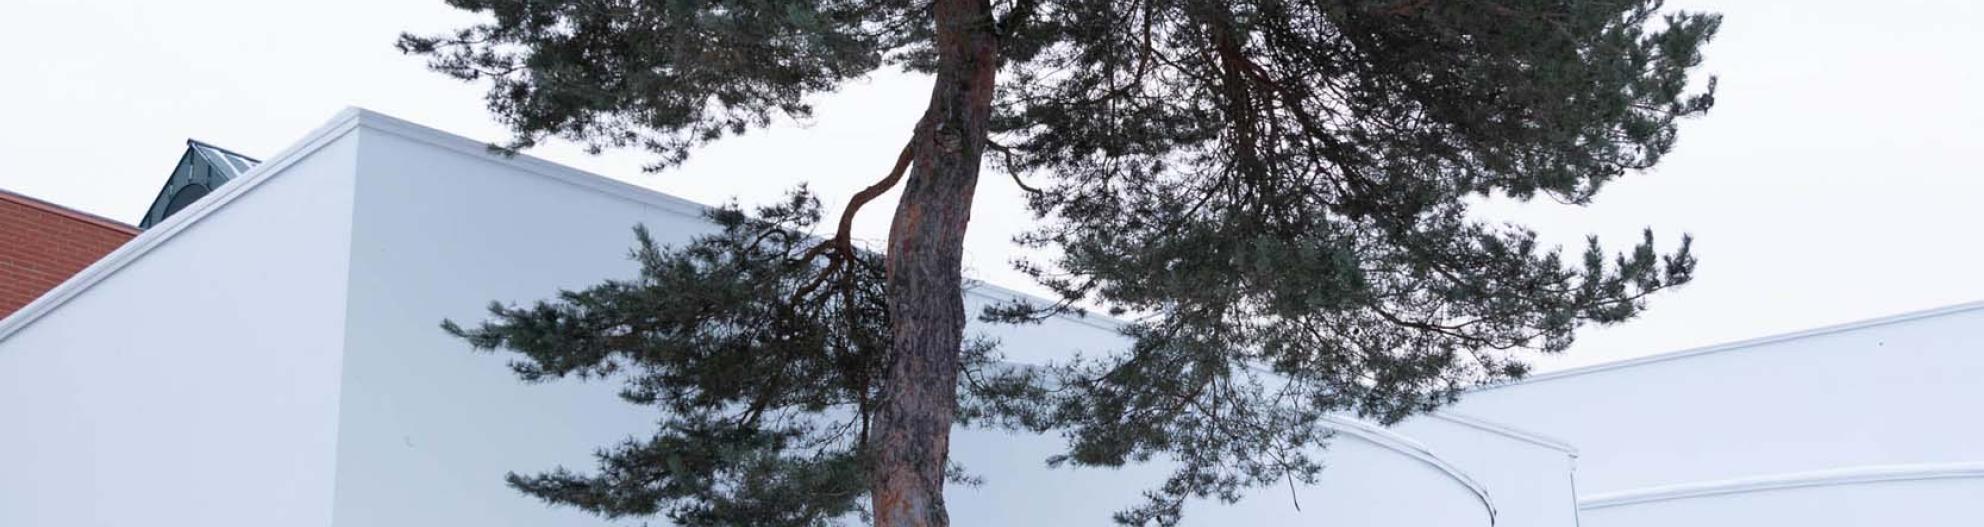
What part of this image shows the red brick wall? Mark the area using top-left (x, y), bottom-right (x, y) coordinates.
top-left (0, 189), bottom-right (139, 320)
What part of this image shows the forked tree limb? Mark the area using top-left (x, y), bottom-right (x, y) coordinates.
top-left (984, 140), bottom-right (1043, 195)
top-left (838, 140), bottom-right (919, 254)
top-left (791, 138), bottom-right (918, 302)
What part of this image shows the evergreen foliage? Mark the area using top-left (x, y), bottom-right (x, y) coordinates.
top-left (444, 193), bottom-right (877, 525)
top-left (445, 191), bottom-right (1001, 525)
top-left (411, 1), bottom-right (1719, 525)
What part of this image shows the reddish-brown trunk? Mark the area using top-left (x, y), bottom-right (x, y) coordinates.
top-left (871, 0), bottom-right (999, 526)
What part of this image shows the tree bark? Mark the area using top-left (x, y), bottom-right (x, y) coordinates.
top-left (871, 0), bottom-right (999, 526)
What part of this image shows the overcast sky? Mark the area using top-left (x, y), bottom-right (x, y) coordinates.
top-left (3, 0), bottom-right (1980, 371)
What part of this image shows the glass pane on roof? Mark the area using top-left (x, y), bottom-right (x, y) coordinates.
top-left (191, 144), bottom-right (257, 178)
top-left (161, 184), bottom-right (211, 218)
top-left (191, 146), bottom-right (223, 175)
top-left (142, 142), bottom-right (259, 229)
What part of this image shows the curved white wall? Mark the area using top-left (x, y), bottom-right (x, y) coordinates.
top-left (944, 421), bottom-right (1503, 526)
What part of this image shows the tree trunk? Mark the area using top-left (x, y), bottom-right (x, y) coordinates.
top-left (871, 0), bottom-right (999, 526)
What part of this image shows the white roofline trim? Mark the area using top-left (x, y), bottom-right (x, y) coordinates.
top-left (0, 108), bottom-right (367, 342)
top-left (351, 110), bottom-right (714, 222)
top-left (1580, 462), bottom-right (1984, 510)
top-left (1426, 411), bottom-right (1579, 456)
top-left (1321, 415), bottom-right (1499, 524)
top-left (1472, 298), bottom-right (1984, 393)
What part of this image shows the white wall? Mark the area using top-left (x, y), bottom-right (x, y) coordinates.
top-left (329, 111), bottom-right (1558, 526)
top-left (0, 120), bottom-right (359, 527)
top-left (0, 108), bottom-right (1571, 526)
top-left (1387, 415), bottom-right (1580, 527)
top-left (1582, 475), bottom-right (1984, 527)
top-left (330, 116), bottom-right (694, 527)
top-left (943, 413), bottom-right (1544, 526)
top-left (1454, 303), bottom-right (1984, 522)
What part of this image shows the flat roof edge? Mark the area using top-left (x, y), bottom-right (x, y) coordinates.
top-left (0, 108), bottom-right (367, 342)
top-left (347, 109), bottom-right (713, 222)
top-left (1472, 298), bottom-right (1984, 394)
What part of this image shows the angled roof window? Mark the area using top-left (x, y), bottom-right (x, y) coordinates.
top-left (138, 140), bottom-right (261, 229)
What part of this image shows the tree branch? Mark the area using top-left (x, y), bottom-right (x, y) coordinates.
top-left (792, 138), bottom-right (918, 302)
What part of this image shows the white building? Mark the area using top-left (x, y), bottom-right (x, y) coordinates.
top-left (1451, 303), bottom-right (1984, 525)
top-left (0, 109), bottom-right (1974, 526)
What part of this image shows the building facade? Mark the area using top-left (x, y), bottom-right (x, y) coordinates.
top-left (0, 109), bottom-right (1974, 526)
top-left (1452, 303), bottom-right (1984, 525)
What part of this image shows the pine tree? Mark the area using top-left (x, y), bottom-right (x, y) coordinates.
top-left (404, 1), bottom-right (1719, 525)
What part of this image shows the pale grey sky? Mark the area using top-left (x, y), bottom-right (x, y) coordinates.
top-left (3, 0), bottom-right (1980, 371)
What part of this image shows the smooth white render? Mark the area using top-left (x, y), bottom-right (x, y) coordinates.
top-left (1454, 301), bottom-right (1984, 525)
top-left (0, 109), bottom-right (1560, 526)
top-left (0, 125), bottom-right (358, 527)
